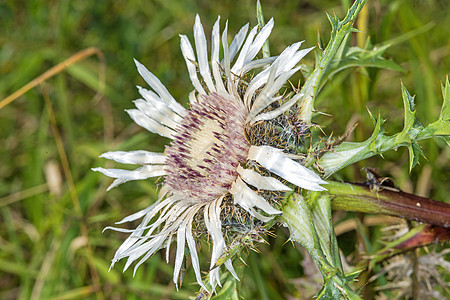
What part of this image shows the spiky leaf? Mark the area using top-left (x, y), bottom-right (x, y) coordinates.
top-left (317, 82), bottom-right (449, 175)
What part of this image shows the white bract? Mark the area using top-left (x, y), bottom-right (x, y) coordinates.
top-left (93, 15), bottom-right (326, 291)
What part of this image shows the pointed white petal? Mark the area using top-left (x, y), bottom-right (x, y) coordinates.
top-left (247, 207), bottom-right (274, 222)
top-left (131, 234), bottom-right (168, 275)
top-left (115, 196), bottom-right (173, 228)
top-left (203, 204), bottom-right (219, 289)
top-left (92, 165), bottom-right (166, 181)
top-left (103, 226), bottom-right (150, 233)
top-left (247, 67), bottom-right (301, 121)
top-left (243, 18), bottom-right (274, 64)
top-left (221, 21), bottom-right (231, 82)
top-left (109, 198), bottom-right (183, 271)
top-left (249, 93), bottom-right (302, 124)
top-left (114, 200), bottom-right (162, 224)
top-left (126, 109), bottom-right (175, 139)
top-left (231, 25), bottom-right (258, 74)
top-left (133, 99), bottom-right (180, 130)
top-left (244, 57), bottom-right (279, 110)
top-left (230, 178), bottom-right (281, 216)
top-left (188, 90), bottom-right (198, 104)
top-left (100, 150), bottom-right (166, 165)
top-left (244, 42), bottom-right (305, 104)
top-left (165, 234), bottom-right (173, 263)
top-left (241, 56), bottom-right (277, 74)
top-left (119, 228), bottom-right (171, 268)
top-left (211, 16), bottom-right (226, 93)
top-left (180, 34), bottom-right (206, 95)
top-left (134, 59), bottom-right (187, 116)
top-left (237, 165), bottom-right (291, 191)
top-left (186, 207), bottom-right (208, 291)
top-left (124, 225), bottom-right (171, 272)
top-left (210, 268), bottom-right (221, 289)
top-left (248, 145), bottom-right (327, 191)
top-left (124, 240), bottom-right (157, 272)
top-left (224, 259), bottom-right (239, 280)
top-left (209, 198), bottom-right (225, 267)
top-left (158, 184), bottom-right (171, 199)
top-left (291, 46), bottom-right (314, 65)
top-left (137, 86), bottom-right (184, 123)
top-left (256, 66), bottom-right (298, 107)
top-left (173, 219), bottom-right (186, 288)
top-left (231, 18), bottom-right (274, 75)
top-left (125, 233), bottom-right (164, 263)
top-left (194, 15), bottom-right (215, 93)
top-left (228, 23), bottom-right (249, 63)
top-left (106, 178), bottom-right (129, 191)
top-left (204, 199), bottom-right (226, 289)
top-left (104, 221), bottom-right (163, 233)
top-left (275, 42), bottom-right (308, 69)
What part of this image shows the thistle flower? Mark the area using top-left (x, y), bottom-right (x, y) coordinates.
top-left (93, 15), bottom-right (326, 291)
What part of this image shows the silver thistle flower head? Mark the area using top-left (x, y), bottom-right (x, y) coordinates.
top-left (93, 15), bottom-right (327, 291)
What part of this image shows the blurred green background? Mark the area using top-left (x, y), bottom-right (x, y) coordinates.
top-left (1, 0), bottom-right (448, 299)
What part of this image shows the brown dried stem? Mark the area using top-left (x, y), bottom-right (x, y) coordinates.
top-left (329, 181), bottom-right (450, 228)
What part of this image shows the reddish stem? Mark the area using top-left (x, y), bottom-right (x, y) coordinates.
top-left (328, 181), bottom-right (450, 228)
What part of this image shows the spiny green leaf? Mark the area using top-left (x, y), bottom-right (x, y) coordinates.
top-left (315, 278), bottom-right (341, 299)
top-left (319, 111), bottom-right (384, 177)
top-left (345, 269), bottom-right (365, 282)
top-left (335, 30), bottom-right (351, 61)
top-left (279, 194), bottom-right (317, 253)
top-left (343, 0), bottom-right (367, 25)
top-left (414, 78), bottom-right (450, 141)
top-left (316, 276), bottom-right (362, 300)
top-left (401, 82), bottom-right (416, 130)
top-left (326, 12), bottom-right (339, 35)
top-left (364, 35), bottom-right (373, 49)
top-left (318, 80), bottom-right (449, 175)
top-left (439, 76), bottom-right (450, 121)
top-left (400, 83), bottom-right (426, 170)
top-left (407, 142), bottom-right (424, 171)
top-left (317, 30), bottom-right (324, 55)
top-left (323, 44), bottom-right (404, 84)
top-left (211, 278), bottom-right (239, 300)
top-left (214, 238), bottom-right (244, 268)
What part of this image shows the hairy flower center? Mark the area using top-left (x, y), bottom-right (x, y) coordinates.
top-left (165, 93), bottom-right (250, 202)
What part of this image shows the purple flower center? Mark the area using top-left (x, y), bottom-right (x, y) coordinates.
top-left (165, 93), bottom-right (250, 202)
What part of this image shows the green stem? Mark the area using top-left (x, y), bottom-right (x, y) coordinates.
top-left (256, 0), bottom-right (270, 59)
top-left (279, 194), bottom-right (361, 299)
top-left (296, 0), bottom-right (368, 123)
top-left (279, 194), bottom-right (334, 277)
